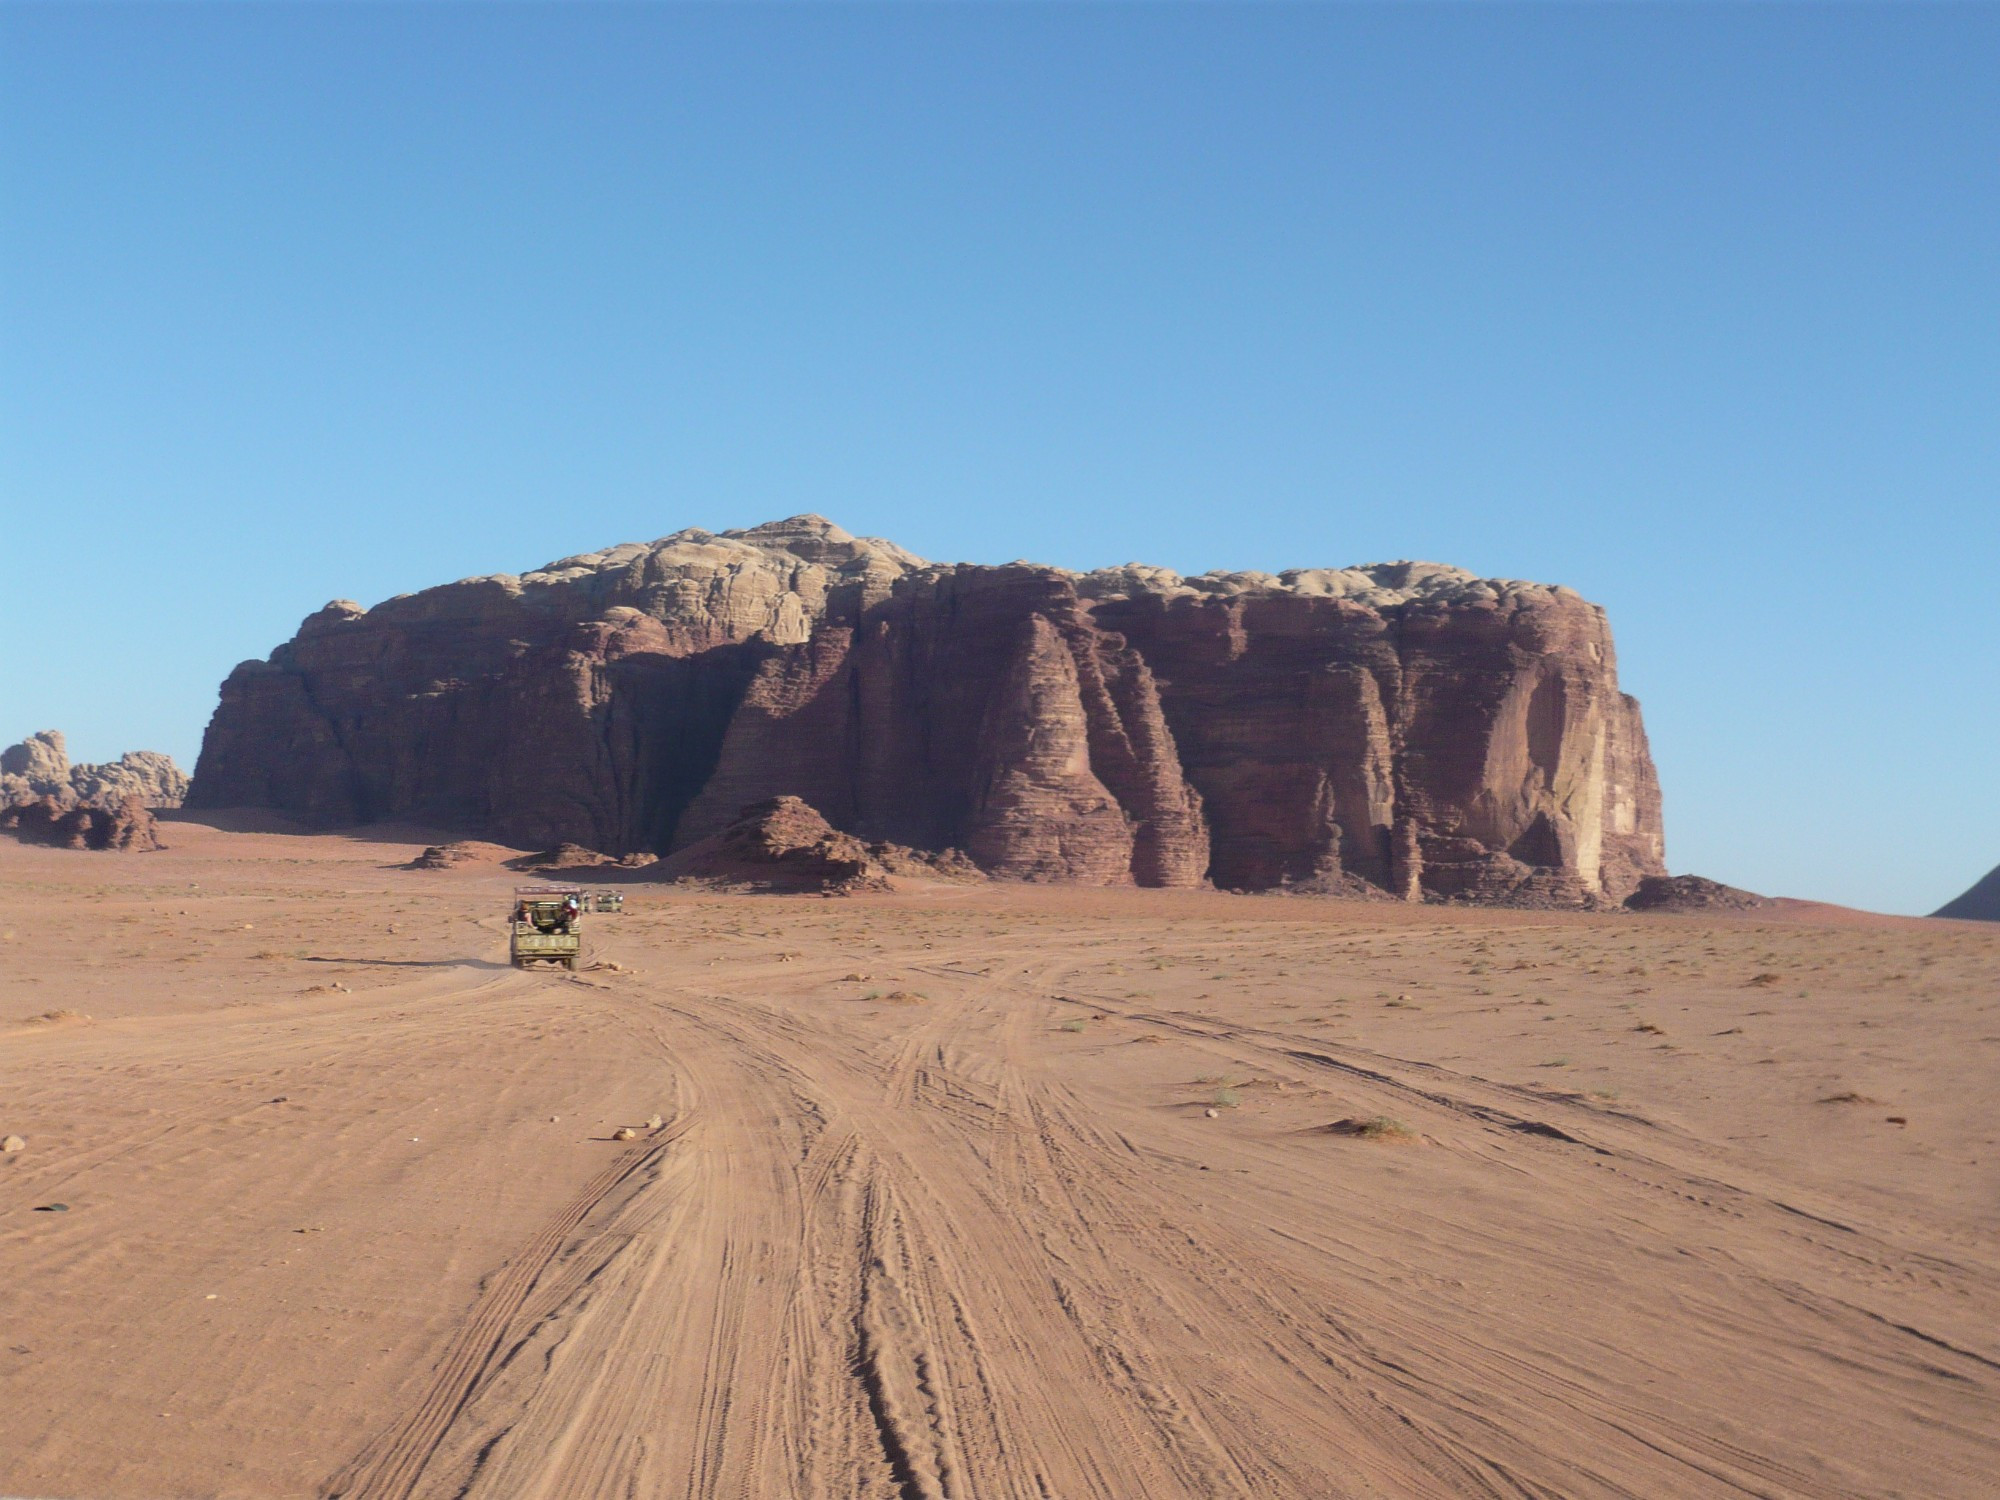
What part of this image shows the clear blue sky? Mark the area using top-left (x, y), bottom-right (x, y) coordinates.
top-left (3, 3), bottom-right (1994, 914)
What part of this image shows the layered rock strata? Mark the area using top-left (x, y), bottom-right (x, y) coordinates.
top-left (189, 516), bottom-right (1666, 904)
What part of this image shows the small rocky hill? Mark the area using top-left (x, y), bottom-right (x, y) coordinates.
top-left (1623, 875), bottom-right (1773, 913)
top-left (657, 796), bottom-right (892, 894)
top-left (1933, 864), bottom-right (2000, 922)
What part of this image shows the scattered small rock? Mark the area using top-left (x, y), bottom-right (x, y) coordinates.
top-left (645, 1114), bottom-right (663, 1130)
top-left (34, 1203), bottom-right (67, 1213)
top-left (612, 1126), bottom-right (638, 1141)
top-left (1203, 1107), bottom-right (1220, 1119)
top-left (1, 1135), bottom-right (24, 1154)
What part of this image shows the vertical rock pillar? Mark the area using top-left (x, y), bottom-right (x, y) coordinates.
top-left (1391, 817), bottom-right (1424, 902)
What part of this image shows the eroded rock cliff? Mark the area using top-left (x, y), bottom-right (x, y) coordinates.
top-left (189, 516), bottom-right (1665, 903)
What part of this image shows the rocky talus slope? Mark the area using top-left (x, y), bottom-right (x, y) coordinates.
top-left (188, 516), bottom-right (1665, 904)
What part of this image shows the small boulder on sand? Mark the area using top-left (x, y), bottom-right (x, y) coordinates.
top-left (2, 1134), bottom-right (25, 1154)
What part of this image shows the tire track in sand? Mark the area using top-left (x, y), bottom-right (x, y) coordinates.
top-left (324, 1112), bottom-right (691, 1500)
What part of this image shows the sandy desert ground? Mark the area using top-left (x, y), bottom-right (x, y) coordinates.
top-left (2, 816), bottom-right (1997, 1500)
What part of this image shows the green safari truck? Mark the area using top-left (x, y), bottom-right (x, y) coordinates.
top-left (510, 886), bottom-right (583, 970)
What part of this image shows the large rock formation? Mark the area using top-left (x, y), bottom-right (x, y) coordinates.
top-left (189, 516), bottom-right (1666, 904)
top-left (1, 731), bottom-right (190, 810)
top-left (1933, 864), bottom-right (2000, 922)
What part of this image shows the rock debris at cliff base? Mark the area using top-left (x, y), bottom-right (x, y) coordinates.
top-left (187, 515), bottom-right (1666, 905)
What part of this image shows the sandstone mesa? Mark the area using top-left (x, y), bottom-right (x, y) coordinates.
top-left (188, 515), bottom-right (1666, 906)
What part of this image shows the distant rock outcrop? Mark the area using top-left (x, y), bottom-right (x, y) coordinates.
top-left (1, 731), bottom-right (70, 790)
top-left (406, 840), bottom-right (519, 870)
top-left (1, 731), bottom-right (189, 810)
top-left (188, 516), bottom-right (1666, 904)
top-left (506, 843), bottom-right (659, 873)
top-left (1, 795), bottom-right (164, 852)
top-left (658, 796), bottom-right (892, 894)
top-left (1932, 865), bottom-right (2000, 922)
top-left (1623, 874), bottom-right (1773, 913)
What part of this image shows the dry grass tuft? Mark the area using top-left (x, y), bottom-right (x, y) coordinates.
top-left (1324, 1115), bottom-right (1416, 1142)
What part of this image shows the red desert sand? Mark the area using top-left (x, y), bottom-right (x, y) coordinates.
top-left (2, 816), bottom-right (1996, 1498)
